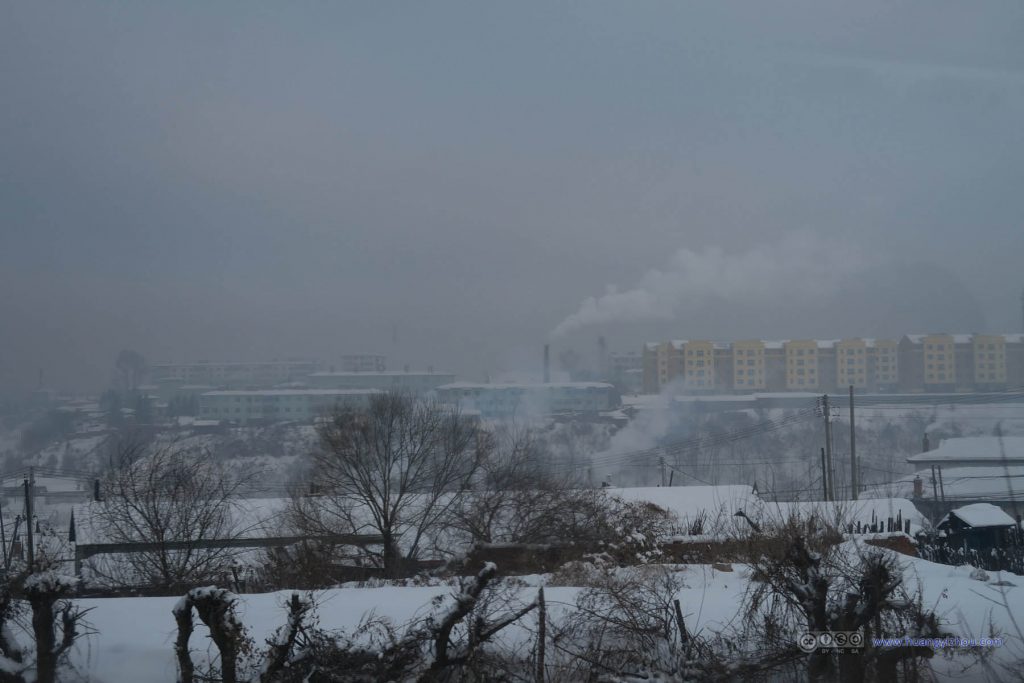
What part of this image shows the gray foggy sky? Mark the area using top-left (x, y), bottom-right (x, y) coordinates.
top-left (2, 1), bottom-right (1023, 392)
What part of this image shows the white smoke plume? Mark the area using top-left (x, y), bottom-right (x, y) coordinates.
top-left (551, 233), bottom-right (874, 337)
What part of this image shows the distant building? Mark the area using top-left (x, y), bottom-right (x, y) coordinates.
top-left (307, 371), bottom-right (455, 392)
top-left (784, 340), bottom-right (821, 391)
top-left (871, 339), bottom-right (899, 391)
top-left (608, 351), bottom-right (643, 394)
top-left (437, 382), bottom-right (620, 417)
top-left (732, 340), bottom-right (767, 391)
top-left (150, 360), bottom-right (319, 388)
top-left (639, 333), bottom-right (1023, 394)
top-left (198, 389), bottom-right (380, 424)
top-left (906, 436), bottom-right (1024, 469)
top-left (338, 354), bottom-right (387, 373)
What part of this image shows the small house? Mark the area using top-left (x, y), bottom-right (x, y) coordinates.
top-left (936, 503), bottom-right (1020, 553)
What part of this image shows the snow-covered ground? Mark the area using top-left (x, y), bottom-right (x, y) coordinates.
top-left (55, 546), bottom-right (1024, 682)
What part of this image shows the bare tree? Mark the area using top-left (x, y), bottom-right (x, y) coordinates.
top-left (292, 392), bottom-right (487, 579)
top-left (89, 438), bottom-right (258, 590)
top-left (456, 434), bottom-right (679, 565)
top-left (742, 513), bottom-right (945, 682)
top-left (0, 569), bottom-right (90, 683)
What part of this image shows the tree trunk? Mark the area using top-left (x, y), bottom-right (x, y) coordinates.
top-left (30, 595), bottom-right (57, 683)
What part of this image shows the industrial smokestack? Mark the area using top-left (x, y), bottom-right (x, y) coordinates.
top-left (543, 344), bottom-right (550, 383)
top-left (597, 336), bottom-right (608, 380)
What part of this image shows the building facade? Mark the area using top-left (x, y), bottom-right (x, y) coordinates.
top-left (640, 333), bottom-right (1024, 395)
top-left (307, 371), bottom-right (455, 392)
top-left (437, 382), bottom-right (620, 418)
top-left (150, 360), bottom-right (319, 388)
top-left (198, 389), bottom-right (379, 424)
top-left (338, 354), bottom-right (387, 372)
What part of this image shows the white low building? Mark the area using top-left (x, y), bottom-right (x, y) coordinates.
top-left (907, 436), bottom-right (1024, 468)
top-left (199, 389), bottom-right (380, 424)
top-left (307, 371), bottom-right (455, 392)
top-left (437, 382), bottom-right (620, 417)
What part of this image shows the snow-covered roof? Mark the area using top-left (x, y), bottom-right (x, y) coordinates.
top-left (609, 485), bottom-right (757, 517)
top-left (907, 437), bottom-right (1024, 465)
top-left (941, 503), bottom-right (1017, 529)
top-left (862, 466), bottom-right (1024, 503)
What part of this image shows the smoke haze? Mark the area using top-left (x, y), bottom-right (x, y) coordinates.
top-left (2, 1), bottom-right (1023, 392)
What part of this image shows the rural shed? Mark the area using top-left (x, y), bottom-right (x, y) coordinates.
top-left (937, 503), bottom-right (1021, 553)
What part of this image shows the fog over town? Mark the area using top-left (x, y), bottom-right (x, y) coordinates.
top-left (3, 2), bottom-right (1024, 392)
top-left (2, 3), bottom-right (1024, 682)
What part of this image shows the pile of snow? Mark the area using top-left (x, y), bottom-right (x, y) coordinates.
top-left (58, 549), bottom-right (1024, 682)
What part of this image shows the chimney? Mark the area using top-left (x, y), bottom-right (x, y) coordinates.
top-left (913, 475), bottom-right (923, 499)
top-left (543, 344), bottom-right (550, 384)
top-left (922, 433), bottom-right (931, 453)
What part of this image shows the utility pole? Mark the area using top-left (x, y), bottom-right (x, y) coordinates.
top-left (849, 385), bottom-right (858, 500)
top-left (820, 447), bottom-right (829, 501)
top-left (821, 395), bottom-right (835, 500)
top-left (0, 497), bottom-right (7, 570)
top-left (24, 467), bottom-right (35, 571)
top-left (660, 456), bottom-right (667, 487)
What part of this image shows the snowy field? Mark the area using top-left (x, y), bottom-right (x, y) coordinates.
top-left (58, 544), bottom-right (1024, 682)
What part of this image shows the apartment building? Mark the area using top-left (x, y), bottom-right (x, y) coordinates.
top-left (682, 340), bottom-right (716, 391)
top-left (972, 335), bottom-right (1006, 389)
top-left (784, 340), bottom-right (820, 390)
top-left (732, 340), bottom-right (766, 391)
top-left (836, 338), bottom-right (869, 389)
top-left (641, 333), bottom-right (1023, 395)
top-left (871, 340), bottom-right (899, 390)
top-left (641, 341), bottom-right (685, 393)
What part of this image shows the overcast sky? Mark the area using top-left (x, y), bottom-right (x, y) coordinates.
top-left (2, 2), bottom-right (1023, 392)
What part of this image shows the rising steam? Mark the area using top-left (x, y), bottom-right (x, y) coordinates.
top-left (551, 233), bottom-right (873, 337)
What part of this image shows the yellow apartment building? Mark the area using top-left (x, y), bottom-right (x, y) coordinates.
top-left (923, 334), bottom-right (956, 386)
top-left (835, 338), bottom-right (868, 389)
top-left (872, 339), bottom-right (899, 387)
top-left (785, 340), bottom-right (820, 390)
top-left (682, 340), bottom-right (715, 390)
top-left (973, 334), bottom-right (1007, 384)
top-left (732, 340), bottom-right (766, 390)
